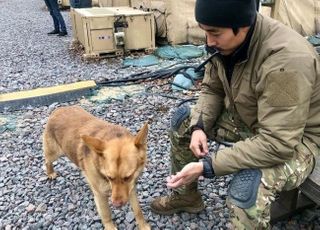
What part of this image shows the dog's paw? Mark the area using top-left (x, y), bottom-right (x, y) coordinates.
top-left (47, 172), bottom-right (58, 180)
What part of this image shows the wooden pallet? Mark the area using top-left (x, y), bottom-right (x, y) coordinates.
top-left (69, 40), bottom-right (125, 59)
top-left (124, 47), bottom-right (155, 55)
top-left (82, 50), bottom-right (125, 59)
top-left (82, 47), bottom-right (155, 59)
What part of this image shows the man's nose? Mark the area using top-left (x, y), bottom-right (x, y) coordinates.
top-left (206, 34), bottom-right (217, 47)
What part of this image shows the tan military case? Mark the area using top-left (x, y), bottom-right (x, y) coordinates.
top-left (70, 7), bottom-right (155, 58)
top-left (98, 0), bottom-right (151, 9)
top-left (98, 0), bottom-right (130, 7)
top-left (57, 0), bottom-right (100, 8)
top-left (58, 0), bottom-right (70, 8)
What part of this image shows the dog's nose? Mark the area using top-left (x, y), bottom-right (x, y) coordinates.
top-left (112, 200), bottom-right (125, 207)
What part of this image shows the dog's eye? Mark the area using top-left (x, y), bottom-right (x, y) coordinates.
top-left (107, 176), bottom-right (114, 181)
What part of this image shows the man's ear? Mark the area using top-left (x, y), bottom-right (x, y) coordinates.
top-left (134, 122), bottom-right (148, 148)
top-left (81, 135), bottom-right (105, 156)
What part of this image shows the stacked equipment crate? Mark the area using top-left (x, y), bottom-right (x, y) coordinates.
top-left (70, 7), bottom-right (155, 58)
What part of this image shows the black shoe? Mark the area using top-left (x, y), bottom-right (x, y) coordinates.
top-left (57, 31), bottom-right (68, 37)
top-left (47, 30), bottom-right (60, 35)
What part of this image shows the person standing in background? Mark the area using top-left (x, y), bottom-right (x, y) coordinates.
top-left (43, 0), bottom-right (67, 36)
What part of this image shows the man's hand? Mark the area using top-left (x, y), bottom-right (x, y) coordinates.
top-left (166, 162), bottom-right (203, 189)
top-left (189, 129), bottom-right (208, 158)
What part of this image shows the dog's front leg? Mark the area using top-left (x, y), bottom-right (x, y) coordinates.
top-left (92, 190), bottom-right (117, 230)
top-left (129, 188), bottom-right (151, 230)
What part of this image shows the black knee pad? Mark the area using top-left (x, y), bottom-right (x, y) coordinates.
top-left (171, 105), bottom-right (190, 131)
top-left (228, 169), bottom-right (262, 209)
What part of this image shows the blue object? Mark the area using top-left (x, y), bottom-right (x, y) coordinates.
top-left (172, 67), bottom-right (203, 91)
top-left (123, 55), bottom-right (159, 67)
top-left (307, 35), bottom-right (320, 46)
top-left (228, 169), bottom-right (262, 209)
top-left (0, 116), bottom-right (16, 133)
top-left (172, 74), bottom-right (193, 91)
top-left (185, 68), bottom-right (203, 80)
top-left (155, 45), bottom-right (204, 60)
top-left (171, 105), bottom-right (190, 131)
top-left (70, 0), bottom-right (92, 8)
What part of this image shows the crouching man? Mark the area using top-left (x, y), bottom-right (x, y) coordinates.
top-left (150, 0), bottom-right (320, 228)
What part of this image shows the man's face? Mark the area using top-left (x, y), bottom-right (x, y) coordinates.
top-left (199, 24), bottom-right (249, 56)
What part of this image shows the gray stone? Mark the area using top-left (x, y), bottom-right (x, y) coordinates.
top-left (125, 211), bottom-right (135, 223)
top-left (35, 203), bottom-right (47, 213)
top-left (26, 204), bottom-right (36, 212)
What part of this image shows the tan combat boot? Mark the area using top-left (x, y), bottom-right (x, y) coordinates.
top-left (150, 191), bottom-right (204, 215)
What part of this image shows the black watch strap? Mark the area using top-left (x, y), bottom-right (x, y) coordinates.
top-left (200, 155), bottom-right (215, 178)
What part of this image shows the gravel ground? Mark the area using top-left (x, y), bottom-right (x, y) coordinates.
top-left (0, 0), bottom-right (320, 229)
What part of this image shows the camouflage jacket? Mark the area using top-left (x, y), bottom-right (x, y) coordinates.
top-left (190, 13), bottom-right (320, 175)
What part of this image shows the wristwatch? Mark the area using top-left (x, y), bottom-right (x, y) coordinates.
top-left (200, 155), bottom-right (215, 178)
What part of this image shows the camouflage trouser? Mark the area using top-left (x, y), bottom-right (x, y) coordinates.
top-left (170, 108), bottom-right (315, 229)
top-left (228, 143), bottom-right (314, 229)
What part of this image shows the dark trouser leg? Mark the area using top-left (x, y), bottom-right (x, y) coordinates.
top-left (48, 0), bottom-right (67, 32)
top-left (44, 0), bottom-right (60, 31)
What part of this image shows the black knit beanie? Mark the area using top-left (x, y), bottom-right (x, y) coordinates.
top-left (195, 0), bottom-right (257, 28)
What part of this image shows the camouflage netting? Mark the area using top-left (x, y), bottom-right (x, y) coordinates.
top-left (97, 0), bottom-right (320, 44)
top-left (261, 0), bottom-right (320, 36)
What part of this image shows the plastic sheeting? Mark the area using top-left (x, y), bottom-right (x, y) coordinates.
top-left (154, 45), bottom-right (204, 60)
top-left (307, 35), bottom-right (320, 46)
top-left (123, 55), bottom-right (159, 67)
top-left (172, 68), bottom-right (203, 91)
top-left (89, 85), bottom-right (145, 102)
top-left (0, 116), bottom-right (16, 133)
top-left (122, 45), bottom-right (204, 67)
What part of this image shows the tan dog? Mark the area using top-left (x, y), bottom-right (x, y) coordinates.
top-left (43, 106), bottom-right (150, 230)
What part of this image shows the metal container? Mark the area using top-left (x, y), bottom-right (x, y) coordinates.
top-left (71, 7), bottom-right (155, 58)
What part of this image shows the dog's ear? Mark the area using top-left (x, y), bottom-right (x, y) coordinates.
top-left (134, 122), bottom-right (148, 148)
top-left (81, 135), bottom-right (105, 156)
